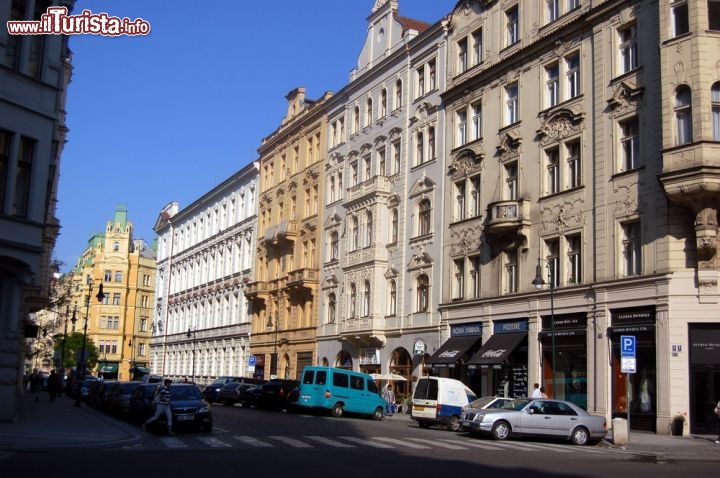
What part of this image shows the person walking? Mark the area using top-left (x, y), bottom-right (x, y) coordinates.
top-left (47, 370), bottom-right (59, 403)
top-left (714, 399), bottom-right (720, 444)
top-left (382, 384), bottom-right (396, 416)
top-left (531, 383), bottom-right (543, 398)
top-left (143, 379), bottom-right (174, 434)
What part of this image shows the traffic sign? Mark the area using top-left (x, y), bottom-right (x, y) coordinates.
top-left (621, 357), bottom-right (636, 373)
top-left (248, 356), bottom-right (256, 366)
top-left (620, 335), bottom-right (636, 357)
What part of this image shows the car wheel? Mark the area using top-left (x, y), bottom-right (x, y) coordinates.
top-left (491, 421), bottom-right (511, 440)
top-left (447, 415), bottom-right (461, 432)
top-left (372, 407), bottom-right (384, 421)
top-left (418, 421), bottom-right (431, 429)
top-left (570, 426), bottom-right (589, 446)
top-left (331, 403), bottom-right (344, 418)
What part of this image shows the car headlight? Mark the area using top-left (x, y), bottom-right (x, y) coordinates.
top-left (474, 413), bottom-right (485, 422)
top-left (199, 405), bottom-right (210, 413)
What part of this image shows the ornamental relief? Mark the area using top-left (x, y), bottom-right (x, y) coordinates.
top-left (612, 178), bottom-right (639, 216)
top-left (540, 199), bottom-right (585, 234)
top-left (537, 116), bottom-right (583, 146)
top-left (496, 130), bottom-right (521, 163)
top-left (449, 223), bottom-right (483, 256)
top-left (607, 80), bottom-right (643, 119)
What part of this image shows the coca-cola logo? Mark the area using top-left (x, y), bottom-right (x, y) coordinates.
top-left (481, 348), bottom-right (507, 358)
top-left (438, 350), bottom-right (461, 358)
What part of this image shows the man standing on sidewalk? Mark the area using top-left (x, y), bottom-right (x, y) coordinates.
top-left (143, 379), bottom-right (174, 434)
top-left (714, 399), bottom-right (720, 444)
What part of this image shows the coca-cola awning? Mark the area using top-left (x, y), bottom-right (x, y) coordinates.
top-left (467, 332), bottom-right (526, 367)
top-left (427, 335), bottom-right (483, 367)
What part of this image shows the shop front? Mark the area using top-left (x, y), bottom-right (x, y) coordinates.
top-left (689, 324), bottom-right (720, 434)
top-left (97, 362), bottom-right (119, 380)
top-left (608, 307), bottom-right (656, 432)
top-left (467, 319), bottom-right (528, 398)
top-left (427, 322), bottom-right (483, 383)
top-left (538, 314), bottom-right (587, 408)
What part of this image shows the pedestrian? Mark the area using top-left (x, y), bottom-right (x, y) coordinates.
top-left (540, 387), bottom-right (548, 399)
top-left (382, 384), bottom-right (395, 416)
top-left (531, 383), bottom-right (542, 398)
top-left (714, 399), bottom-right (720, 444)
top-left (143, 379), bottom-right (174, 434)
top-left (47, 370), bottom-right (59, 403)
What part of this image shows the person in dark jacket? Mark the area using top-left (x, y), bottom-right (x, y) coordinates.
top-left (143, 379), bottom-right (174, 434)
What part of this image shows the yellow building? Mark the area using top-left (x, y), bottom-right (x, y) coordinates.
top-left (67, 206), bottom-right (155, 380)
top-left (246, 88), bottom-right (332, 380)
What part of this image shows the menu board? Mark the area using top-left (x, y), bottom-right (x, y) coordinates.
top-left (511, 364), bottom-right (528, 397)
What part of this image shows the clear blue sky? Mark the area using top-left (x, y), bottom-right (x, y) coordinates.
top-left (55, 0), bottom-right (457, 272)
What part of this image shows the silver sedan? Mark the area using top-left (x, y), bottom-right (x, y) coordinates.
top-left (462, 398), bottom-right (607, 446)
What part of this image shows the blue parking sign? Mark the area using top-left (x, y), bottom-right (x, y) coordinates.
top-left (620, 335), bottom-right (636, 357)
top-left (248, 356), bottom-right (256, 366)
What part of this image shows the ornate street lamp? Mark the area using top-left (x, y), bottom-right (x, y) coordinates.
top-left (75, 277), bottom-right (105, 407)
top-left (266, 314), bottom-right (278, 379)
top-left (532, 259), bottom-right (556, 398)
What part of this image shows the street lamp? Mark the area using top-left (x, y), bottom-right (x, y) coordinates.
top-left (532, 259), bottom-right (556, 399)
top-left (186, 327), bottom-right (196, 382)
top-left (266, 314), bottom-right (278, 379)
top-left (60, 305), bottom-right (69, 370)
top-left (75, 277), bottom-right (105, 407)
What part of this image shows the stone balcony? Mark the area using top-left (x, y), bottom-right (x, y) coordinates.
top-left (286, 267), bottom-right (318, 292)
top-left (484, 198), bottom-right (531, 251)
top-left (344, 175), bottom-right (394, 206)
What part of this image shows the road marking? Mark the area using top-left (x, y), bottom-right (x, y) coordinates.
top-left (270, 435), bottom-right (314, 448)
top-left (506, 441), bottom-right (574, 453)
top-left (372, 437), bottom-right (431, 449)
top-left (196, 436), bottom-right (232, 448)
top-left (437, 439), bottom-right (507, 450)
top-left (305, 436), bottom-right (354, 448)
top-left (407, 438), bottom-right (468, 450)
top-left (340, 436), bottom-right (394, 448)
top-left (158, 437), bottom-right (187, 448)
top-left (233, 435), bottom-right (273, 447)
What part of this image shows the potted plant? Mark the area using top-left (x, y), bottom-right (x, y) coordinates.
top-left (671, 412), bottom-right (686, 436)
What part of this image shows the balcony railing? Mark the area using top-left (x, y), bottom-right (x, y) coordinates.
top-left (344, 176), bottom-right (393, 205)
top-left (485, 199), bottom-right (530, 235)
top-left (286, 268), bottom-right (318, 290)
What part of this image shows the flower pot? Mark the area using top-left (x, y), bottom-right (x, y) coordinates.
top-left (671, 419), bottom-right (684, 436)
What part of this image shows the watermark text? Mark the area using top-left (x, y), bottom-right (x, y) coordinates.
top-left (7, 7), bottom-right (150, 36)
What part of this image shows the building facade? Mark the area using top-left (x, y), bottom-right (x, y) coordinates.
top-left (0, 0), bottom-right (75, 420)
top-left (436, 0), bottom-right (720, 436)
top-left (66, 206), bottom-right (156, 381)
top-left (246, 88), bottom-right (332, 380)
top-left (317, 0), bottom-right (449, 404)
top-left (153, 163), bottom-right (258, 382)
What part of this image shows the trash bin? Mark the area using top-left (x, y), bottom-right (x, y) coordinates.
top-left (612, 417), bottom-right (628, 445)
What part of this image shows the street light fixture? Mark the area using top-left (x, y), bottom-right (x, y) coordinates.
top-left (186, 327), bottom-right (196, 382)
top-left (266, 314), bottom-right (278, 379)
top-left (75, 277), bottom-right (105, 407)
top-left (532, 259), bottom-right (556, 399)
top-left (60, 305), bottom-right (69, 370)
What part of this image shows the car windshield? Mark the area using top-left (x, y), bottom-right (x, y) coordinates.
top-left (501, 399), bottom-right (531, 411)
top-left (467, 396), bottom-right (498, 409)
top-left (170, 386), bottom-right (202, 400)
top-left (224, 383), bottom-right (240, 390)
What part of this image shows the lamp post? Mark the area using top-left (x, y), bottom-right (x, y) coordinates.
top-left (266, 314), bottom-right (278, 379)
top-left (75, 277), bottom-right (105, 407)
top-left (186, 327), bottom-right (196, 382)
top-left (532, 259), bottom-right (556, 399)
top-left (60, 305), bottom-right (69, 370)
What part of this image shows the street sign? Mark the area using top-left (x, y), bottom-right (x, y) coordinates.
top-left (248, 356), bottom-right (256, 367)
top-left (621, 357), bottom-right (636, 374)
top-left (620, 335), bottom-right (636, 357)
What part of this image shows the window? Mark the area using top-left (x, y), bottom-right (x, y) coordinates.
top-left (140, 317), bottom-right (148, 332)
top-left (711, 0), bottom-right (720, 30)
top-left (567, 234), bottom-right (581, 284)
top-left (417, 65), bottom-right (425, 97)
top-left (470, 176), bottom-right (481, 217)
top-left (363, 155), bottom-right (371, 182)
top-left (505, 162), bottom-right (518, 200)
top-left (362, 281), bottom-right (370, 317)
top-left (349, 283), bottom-right (357, 317)
top-left (566, 54), bottom-right (580, 98)
top-left (0, 130), bottom-right (10, 211)
top-left (675, 85), bottom-right (693, 145)
top-left (351, 161), bottom-right (359, 186)
top-left (104, 270), bottom-right (112, 282)
top-left (506, 83), bottom-right (519, 124)
top-left (14, 137), bottom-right (34, 218)
top-left (417, 274), bottom-right (429, 312)
top-left (455, 181), bottom-right (466, 221)
top-left (416, 131), bottom-right (425, 165)
top-left (392, 140), bottom-right (401, 174)
top-left (391, 208), bottom-right (398, 243)
top-left (472, 103), bottom-right (482, 140)
top-left (504, 250), bottom-right (518, 294)
top-left (389, 280), bottom-right (397, 315)
top-left (620, 118), bottom-right (639, 171)
top-left (353, 106), bottom-right (360, 133)
top-left (619, 25), bottom-right (637, 74)
top-left (328, 293), bottom-right (336, 324)
top-left (546, 63), bottom-right (559, 107)
top-left (672, 0), bottom-right (689, 37)
top-left (350, 216), bottom-right (358, 251)
top-left (365, 98), bottom-right (373, 126)
top-left (470, 256), bottom-right (481, 298)
top-left (506, 6), bottom-right (519, 46)
top-left (567, 141), bottom-right (581, 188)
top-left (622, 221), bottom-right (641, 276)
top-left (143, 274), bottom-right (150, 286)
top-left (712, 83), bottom-right (720, 140)
top-left (547, 0), bottom-right (559, 22)
top-left (453, 259), bottom-right (465, 299)
top-left (568, 0), bottom-right (580, 10)
top-left (428, 59), bottom-right (436, 91)
top-left (428, 127), bottom-right (436, 160)
top-left (546, 148), bottom-right (559, 195)
top-left (418, 199), bottom-right (432, 236)
top-left (365, 211), bottom-right (373, 247)
top-left (395, 79), bottom-right (403, 110)
top-left (472, 28), bottom-right (483, 66)
top-left (380, 89), bottom-right (387, 118)
top-left (546, 239), bottom-right (560, 288)
top-left (114, 272), bottom-right (123, 283)
top-left (113, 293), bottom-right (121, 305)
top-left (457, 110), bottom-right (467, 147)
top-left (28, 1), bottom-right (48, 79)
top-left (458, 38), bottom-right (468, 73)
top-left (4, 0), bottom-right (23, 69)
top-left (330, 231), bottom-right (339, 261)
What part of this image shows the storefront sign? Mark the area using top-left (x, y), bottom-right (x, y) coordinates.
top-left (359, 348), bottom-right (380, 365)
top-left (611, 307), bottom-right (655, 325)
top-left (451, 322), bottom-right (483, 337)
top-left (690, 327), bottom-right (720, 364)
top-left (541, 314), bottom-right (586, 331)
top-left (413, 339), bottom-right (426, 355)
top-left (493, 320), bottom-right (528, 334)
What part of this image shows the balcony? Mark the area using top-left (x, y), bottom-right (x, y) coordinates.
top-left (344, 176), bottom-right (394, 206)
top-left (263, 219), bottom-right (299, 244)
top-left (484, 199), bottom-right (531, 250)
top-left (338, 315), bottom-right (387, 346)
top-left (286, 267), bottom-right (318, 292)
top-left (244, 280), bottom-right (269, 302)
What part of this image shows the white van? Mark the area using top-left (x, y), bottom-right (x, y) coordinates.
top-left (411, 376), bottom-right (477, 431)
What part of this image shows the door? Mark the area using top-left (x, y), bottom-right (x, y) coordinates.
top-left (691, 365), bottom-right (720, 434)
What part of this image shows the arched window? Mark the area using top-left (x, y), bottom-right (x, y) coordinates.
top-left (675, 85), bottom-right (693, 145)
top-left (418, 199), bottom-right (432, 236)
top-left (712, 82), bottom-right (720, 141)
top-left (389, 279), bottom-right (397, 315)
top-left (363, 280), bottom-right (371, 317)
top-left (328, 293), bottom-right (336, 324)
top-left (365, 211), bottom-right (373, 247)
top-left (417, 274), bottom-right (429, 312)
top-left (395, 79), bottom-right (403, 109)
top-left (351, 216), bottom-right (359, 251)
top-left (353, 106), bottom-right (360, 133)
top-left (365, 97), bottom-right (373, 126)
top-left (113, 242), bottom-right (120, 252)
top-left (330, 231), bottom-right (339, 260)
top-left (349, 283), bottom-right (357, 318)
top-left (380, 89), bottom-right (387, 117)
top-left (391, 208), bottom-right (399, 243)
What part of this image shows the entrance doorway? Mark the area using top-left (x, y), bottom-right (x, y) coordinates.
top-left (691, 366), bottom-right (720, 434)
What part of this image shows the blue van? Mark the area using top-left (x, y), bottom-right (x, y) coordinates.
top-left (297, 366), bottom-right (385, 420)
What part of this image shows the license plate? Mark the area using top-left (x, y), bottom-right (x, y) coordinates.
top-left (414, 406), bottom-right (425, 411)
top-left (177, 414), bottom-right (194, 421)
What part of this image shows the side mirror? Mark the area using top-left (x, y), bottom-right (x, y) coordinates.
top-left (527, 408), bottom-right (535, 415)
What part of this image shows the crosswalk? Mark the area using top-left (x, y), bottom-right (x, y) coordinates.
top-left (137, 434), bottom-right (610, 454)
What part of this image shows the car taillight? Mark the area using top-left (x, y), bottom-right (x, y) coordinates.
top-left (325, 389), bottom-right (331, 398)
top-left (436, 404), bottom-right (441, 414)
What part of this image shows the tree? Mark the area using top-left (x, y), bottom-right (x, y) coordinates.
top-left (53, 332), bottom-right (98, 371)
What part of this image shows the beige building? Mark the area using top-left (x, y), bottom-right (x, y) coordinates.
top-left (67, 206), bottom-right (155, 381)
top-left (246, 88), bottom-right (332, 380)
top-left (436, 0), bottom-right (719, 435)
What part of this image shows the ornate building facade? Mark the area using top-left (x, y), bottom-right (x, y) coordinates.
top-left (152, 163), bottom-right (258, 382)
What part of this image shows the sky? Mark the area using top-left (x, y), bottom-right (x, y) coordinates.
top-left (54, 0), bottom-right (457, 272)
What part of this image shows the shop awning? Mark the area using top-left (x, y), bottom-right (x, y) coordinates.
top-left (427, 336), bottom-right (482, 367)
top-left (98, 363), bottom-right (118, 374)
top-left (131, 365), bottom-right (151, 374)
top-left (467, 332), bottom-right (526, 368)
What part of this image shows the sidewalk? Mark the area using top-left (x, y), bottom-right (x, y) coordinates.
top-left (0, 391), bottom-right (145, 452)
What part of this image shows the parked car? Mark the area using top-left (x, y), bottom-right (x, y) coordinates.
top-left (203, 376), bottom-right (243, 403)
top-left (129, 383), bottom-right (213, 432)
top-left (238, 383), bottom-right (265, 408)
top-left (71, 378), bottom-right (98, 402)
top-left (105, 381), bottom-right (142, 418)
top-left (88, 380), bottom-right (116, 411)
top-left (218, 382), bottom-right (257, 407)
top-left (462, 397), bottom-right (607, 446)
top-left (255, 379), bottom-right (299, 410)
top-left (296, 367), bottom-right (385, 420)
top-left (411, 376), bottom-right (477, 431)
top-left (459, 396), bottom-right (517, 433)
